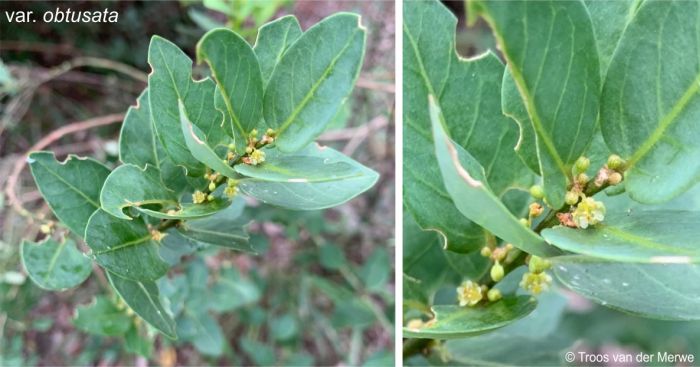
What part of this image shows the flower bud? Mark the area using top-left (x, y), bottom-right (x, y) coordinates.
top-left (487, 288), bottom-right (502, 302)
top-left (608, 172), bottom-right (623, 185)
top-left (607, 154), bottom-right (626, 171)
top-left (529, 185), bottom-right (544, 200)
top-left (574, 156), bottom-right (590, 175)
top-left (528, 256), bottom-right (551, 273)
top-left (575, 173), bottom-right (589, 186)
top-left (228, 143), bottom-right (236, 151)
top-left (490, 261), bottom-right (504, 282)
top-left (565, 191), bottom-right (579, 206)
top-left (245, 146), bottom-right (253, 154)
top-left (207, 194), bottom-right (214, 202)
top-left (208, 182), bottom-right (216, 191)
top-left (480, 246), bottom-right (492, 257)
top-left (529, 202), bottom-right (543, 217)
top-left (519, 218), bottom-right (529, 227)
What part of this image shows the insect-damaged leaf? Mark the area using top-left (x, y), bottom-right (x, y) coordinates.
top-left (254, 15), bottom-right (303, 87)
top-left (403, 0), bottom-right (533, 253)
top-left (85, 210), bottom-right (169, 281)
top-left (197, 28), bottom-right (264, 139)
top-left (21, 238), bottom-right (91, 291)
top-left (119, 88), bottom-right (189, 195)
top-left (542, 210), bottom-right (700, 263)
top-left (264, 13), bottom-right (365, 152)
top-left (430, 97), bottom-right (558, 257)
top-left (101, 164), bottom-right (177, 220)
top-left (235, 144), bottom-right (378, 210)
top-left (600, 0), bottom-right (700, 204)
top-left (28, 151), bottom-right (110, 237)
top-left (553, 256), bottom-right (700, 320)
top-left (147, 36), bottom-right (227, 177)
top-left (472, 0), bottom-right (601, 209)
top-left (107, 271), bottom-right (177, 339)
top-left (403, 296), bottom-right (537, 339)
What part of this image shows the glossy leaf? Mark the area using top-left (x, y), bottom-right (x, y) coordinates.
top-left (502, 70), bottom-right (539, 174)
top-left (403, 296), bottom-right (537, 339)
top-left (600, 1), bottom-right (700, 204)
top-left (177, 196), bottom-right (252, 252)
top-left (542, 210), bottom-right (700, 263)
top-left (254, 15), bottom-right (303, 86)
top-left (119, 88), bottom-right (189, 194)
top-left (73, 296), bottom-right (132, 336)
top-left (21, 238), bottom-right (91, 291)
top-left (403, 0), bottom-right (533, 252)
top-left (473, 0), bottom-right (601, 208)
top-left (430, 97), bottom-right (558, 257)
top-left (197, 28), bottom-right (263, 137)
top-left (28, 151), bottom-right (110, 236)
top-left (100, 164), bottom-right (177, 220)
top-left (264, 13), bottom-right (366, 152)
top-left (236, 144), bottom-right (378, 210)
top-left (553, 256), bottom-right (700, 320)
top-left (107, 271), bottom-right (177, 338)
top-left (85, 210), bottom-right (169, 281)
top-left (147, 36), bottom-right (226, 176)
top-left (125, 323), bottom-right (153, 357)
top-left (179, 101), bottom-right (239, 179)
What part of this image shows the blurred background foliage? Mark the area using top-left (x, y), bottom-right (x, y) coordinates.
top-left (403, 2), bottom-right (700, 366)
top-left (0, 0), bottom-right (394, 365)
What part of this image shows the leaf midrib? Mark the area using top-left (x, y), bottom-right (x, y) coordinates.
top-left (94, 235), bottom-right (151, 255)
top-left (45, 241), bottom-right (67, 281)
top-left (37, 160), bottom-right (100, 208)
top-left (601, 226), bottom-right (692, 255)
top-left (276, 28), bottom-right (361, 135)
top-left (479, 9), bottom-right (570, 179)
top-left (627, 72), bottom-right (700, 168)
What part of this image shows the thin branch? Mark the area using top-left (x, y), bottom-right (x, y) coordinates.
top-left (356, 76), bottom-right (395, 94)
top-left (4, 113), bottom-right (124, 218)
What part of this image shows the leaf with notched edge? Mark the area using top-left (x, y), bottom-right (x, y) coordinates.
top-left (100, 164), bottom-right (178, 220)
top-left (85, 210), bottom-right (169, 281)
top-left (264, 13), bottom-right (366, 152)
top-left (21, 238), bottom-right (91, 291)
top-left (28, 151), bottom-right (110, 237)
top-left (472, 0), bottom-right (601, 209)
top-left (254, 15), bottom-right (303, 87)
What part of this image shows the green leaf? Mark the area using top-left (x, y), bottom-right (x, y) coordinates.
top-left (235, 144), bottom-right (378, 210)
top-left (125, 323), bottom-right (153, 357)
top-left (403, 0), bottom-right (533, 253)
top-left (21, 238), bottom-right (91, 291)
top-left (473, 0), bottom-right (601, 209)
top-left (107, 271), bottom-right (177, 338)
top-left (319, 244), bottom-right (346, 270)
top-left (137, 198), bottom-right (231, 220)
top-left (209, 267), bottom-right (261, 312)
top-left (85, 210), bottom-right (169, 281)
top-left (147, 36), bottom-right (226, 176)
top-left (178, 311), bottom-right (224, 356)
top-left (28, 151), bottom-right (110, 236)
top-left (119, 88), bottom-right (189, 195)
top-left (553, 256), bottom-right (700, 320)
top-left (542, 210), bottom-right (700, 263)
top-left (502, 70), bottom-right (538, 174)
top-left (100, 164), bottom-right (177, 220)
top-left (177, 196), bottom-right (253, 252)
top-left (600, 1), bottom-right (700, 204)
top-left (254, 15), bottom-right (303, 86)
top-left (403, 296), bottom-right (537, 339)
top-left (264, 13), bottom-right (366, 152)
top-left (360, 247), bottom-right (390, 291)
top-left (585, 0), bottom-right (641, 76)
top-left (179, 101), bottom-right (239, 179)
top-left (430, 97), bottom-right (558, 257)
top-left (197, 28), bottom-right (263, 138)
top-left (73, 296), bottom-right (132, 336)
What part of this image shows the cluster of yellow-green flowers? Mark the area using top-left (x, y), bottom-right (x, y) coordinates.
top-left (520, 256), bottom-right (552, 295)
top-left (224, 178), bottom-right (239, 198)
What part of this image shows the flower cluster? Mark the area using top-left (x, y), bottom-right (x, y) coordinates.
top-left (520, 256), bottom-right (552, 295)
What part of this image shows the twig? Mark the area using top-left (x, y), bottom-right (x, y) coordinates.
top-left (318, 115), bottom-right (389, 142)
top-left (4, 113), bottom-right (124, 218)
top-left (356, 77), bottom-right (395, 94)
top-left (343, 115), bottom-right (389, 156)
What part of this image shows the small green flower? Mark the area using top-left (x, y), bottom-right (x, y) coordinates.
top-left (487, 288), bottom-right (502, 302)
top-left (519, 271), bottom-right (552, 295)
top-left (565, 191), bottom-right (579, 206)
top-left (208, 181), bottom-right (216, 191)
top-left (224, 185), bottom-right (238, 198)
top-left (572, 197), bottom-right (606, 229)
top-left (490, 261), bottom-right (504, 282)
top-left (528, 255), bottom-right (551, 273)
top-left (529, 185), bottom-right (544, 200)
top-left (192, 190), bottom-right (207, 204)
top-left (480, 246), bottom-right (492, 257)
top-left (457, 280), bottom-right (483, 307)
top-left (249, 149), bottom-right (266, 165)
